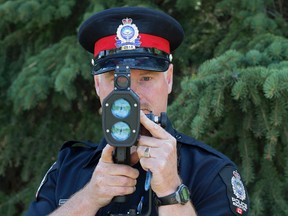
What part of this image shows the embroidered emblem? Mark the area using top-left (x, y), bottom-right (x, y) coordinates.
top-left (115, 18), bottom-right (141, 50)
top-left (231, 170), bottom-right (246, 201)
top-left (219, 166), bottom-right (249, 215)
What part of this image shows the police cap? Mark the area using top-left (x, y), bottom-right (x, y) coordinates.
top-left (78, 7), bottom-right (184, 74)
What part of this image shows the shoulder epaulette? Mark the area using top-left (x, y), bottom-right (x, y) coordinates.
top-left (175, 132), bottom-right (235, 165)
top-left (60, 140), bottom-right (98, 150)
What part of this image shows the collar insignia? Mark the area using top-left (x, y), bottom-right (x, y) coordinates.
top-left (115, 18), bottom-right (141, 50)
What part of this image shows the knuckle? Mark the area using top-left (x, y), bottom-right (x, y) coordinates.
top-left (117, 187), bottom-right (134, 195)
top-left (134, 169), bottom-right (140, 178)
top-left (122, 165), bottom-right (132, 174)
top-left (121, 177), bottom-right (131, 186)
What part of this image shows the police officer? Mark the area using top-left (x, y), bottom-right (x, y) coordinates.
top-left (25, 6), bottom-right (250, 216)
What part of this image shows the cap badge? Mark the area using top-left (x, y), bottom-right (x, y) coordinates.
top-left (231, 170), bottom-right (246, 201)
top-left (115, 18), bottom-right (141, 50)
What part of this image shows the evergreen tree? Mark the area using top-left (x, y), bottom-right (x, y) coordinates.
top-left (169, 0), bottom-right (288, 215)
top-left (0, 0), bottom-right (205, 214)
top-left (1, 0), bottom-right (287, 215)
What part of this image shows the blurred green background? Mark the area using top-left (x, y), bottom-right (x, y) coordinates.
top-left (1, 0), bottom-right (288, 215)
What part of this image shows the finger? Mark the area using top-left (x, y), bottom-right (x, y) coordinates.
top-left (105, 175), bottom-right (137, 187)
top-left (96, 184), bottom-right (136, 199)
top-left (140, 111), bottom-right (168, 138)
top-left (107, 186), bottom-right (136, 197)
top-left (100, 144), bottom-right (115, 163)
top-left (137, 135), bottom-right (161, 148)
top-left (139, 157), bottom-right (159, 172)
top-left (137, 146), bottom-right (154, 158)
top-left (108, 164), bottom-right (140, 179)
top-left (97, 160), bottom-right (140, 179)
top-left (137, 145), bottom-right (172, 160)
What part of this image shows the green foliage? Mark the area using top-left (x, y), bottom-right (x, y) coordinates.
top-left (169, 3), bottom-right (288, 214)
top-left (1, 0), bottom-right (288, 215)
top-left (8, 36), bottom-right (91, 112)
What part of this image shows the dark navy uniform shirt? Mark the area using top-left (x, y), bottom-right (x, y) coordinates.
top-left (25, 119), bottom-right (249, 215)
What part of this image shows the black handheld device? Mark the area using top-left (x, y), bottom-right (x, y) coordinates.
top-left (102, 65), bottom-right (140, 165)
top-left (102, 65), bottom-right (167, 215)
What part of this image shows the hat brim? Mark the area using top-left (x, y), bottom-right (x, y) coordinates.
top-left (92, 53), bottom-right (170, 75)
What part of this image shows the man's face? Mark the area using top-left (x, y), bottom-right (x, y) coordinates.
top-left (94, 64), bottom-right (173, 116)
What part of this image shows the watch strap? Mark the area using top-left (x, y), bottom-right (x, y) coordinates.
top-left (156, 184), bottom-right (190, 206)
top-left (156, 192), bottom-right (179, 206)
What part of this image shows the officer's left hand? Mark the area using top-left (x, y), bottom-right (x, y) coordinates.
top-left (137, 111), bottom-right (181, 197)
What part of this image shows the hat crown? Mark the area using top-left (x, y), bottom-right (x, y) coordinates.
top-left (78, 6), bottom-right (184, 54)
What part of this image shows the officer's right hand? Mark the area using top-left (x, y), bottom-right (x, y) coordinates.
top-left (85, 144), bottom-right (139, 209)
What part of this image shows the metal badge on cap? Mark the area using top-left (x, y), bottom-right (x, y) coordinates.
top-left (115, 18), bottom-right (141, 50)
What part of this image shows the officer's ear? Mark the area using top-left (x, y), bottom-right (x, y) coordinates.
top-left (94, 75), bottom-right (100, 97)
top-left (167, 64), bottom-right (173, 94)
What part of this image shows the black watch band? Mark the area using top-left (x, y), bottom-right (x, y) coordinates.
top-left (156, 184), bottom-right (190, 206)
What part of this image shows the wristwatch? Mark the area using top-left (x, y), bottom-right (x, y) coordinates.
top-left (156, 184), bottom-right (190, 206)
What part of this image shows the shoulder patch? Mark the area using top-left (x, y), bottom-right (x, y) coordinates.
top-left (35, 162), bottom-right (57, 199)
top-left (219, 166), bottom-right (249, 216)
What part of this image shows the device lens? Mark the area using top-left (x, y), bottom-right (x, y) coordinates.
top-left (115, 75), bottom-right (129, 89)
top-left (111, 121), bottom-right (131, 141)
top-left (111, 98), bottom-right (131, 118)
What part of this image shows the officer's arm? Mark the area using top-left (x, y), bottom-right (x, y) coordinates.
top-left (47, 185), bottom-right (102, 216)
top-left (25, 162), bottom-right (58, 216)
top-left (159, 202), bottom-right (197, 216)
top-left (48, 144), bottom-right (138, 216)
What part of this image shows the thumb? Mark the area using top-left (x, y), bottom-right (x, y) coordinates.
top-left (100, 144), bottom-right (115, 163)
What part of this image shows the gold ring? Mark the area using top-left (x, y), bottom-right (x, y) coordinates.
top-left (143, 147), bottom-right (151, 158)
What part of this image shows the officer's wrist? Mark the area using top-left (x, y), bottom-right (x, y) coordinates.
top-left (83, 181), bottom-right (106, 210)
top-left (155, 178), bottom-right (182, 197)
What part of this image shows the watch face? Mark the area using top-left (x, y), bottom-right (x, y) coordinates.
top-left (180, 185), bottom-right (190, 203)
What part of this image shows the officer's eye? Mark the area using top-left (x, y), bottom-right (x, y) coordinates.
top-left (142, 77), bottom-right (152, 81)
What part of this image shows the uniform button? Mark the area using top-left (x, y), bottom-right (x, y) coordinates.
top-left (175, 134), bottom-right (182, 140)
